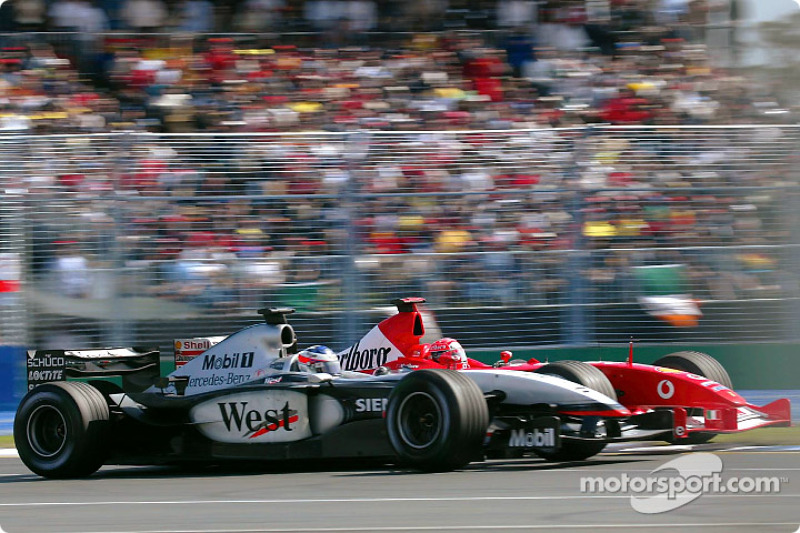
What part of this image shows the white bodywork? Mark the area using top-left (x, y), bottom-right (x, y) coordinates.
top-left (155, 322), bottom-right (296, 396)
top-left (463, 369), bottom-right (625, 409)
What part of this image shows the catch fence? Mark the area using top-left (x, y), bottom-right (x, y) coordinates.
top-left (0, 125), bottom-right (798, 355)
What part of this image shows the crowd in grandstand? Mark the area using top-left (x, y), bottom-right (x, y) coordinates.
top-left (1, 1), bottom-right (772, 134)
top-left (2, 0), bottom-right (796, 312)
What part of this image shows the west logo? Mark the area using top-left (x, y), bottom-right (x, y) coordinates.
top-left (202, 352), bottom-right (255, 371)
top-left (218, 401), bottom-right (297, 439)
top-left (509, 428), bottom-right (557, 448)
top-left (339, 342), bottom-right (391, 371)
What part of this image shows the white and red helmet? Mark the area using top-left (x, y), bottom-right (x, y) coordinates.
top-left (428, 338), bottom-right (468, 369)
top-left (297, 345), bottom-right (341, 375)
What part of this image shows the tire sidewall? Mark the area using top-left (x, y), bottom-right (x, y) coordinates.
top-left (386, 374), bottom-right (455, 464)
top-left (15, 388), bottom-right (83, 475)
top-left (14, 383), bottom-right (108, 478)
top-left (535, 360), bottom-right (618, 401)
top-left (386, 370), bottom-right (488, 471)
top-left (655, 351), bottom-right (733, 390)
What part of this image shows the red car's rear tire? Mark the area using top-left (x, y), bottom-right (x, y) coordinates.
top-left (653, 351), bottom-right (734, 445)
top-left (534, 360), bottom-right (618, 401)
top-left (653, 351), bottom-right (733, 389)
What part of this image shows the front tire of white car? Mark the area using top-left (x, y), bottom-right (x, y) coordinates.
top-left (386, 369), bottom-right (488, 472)
top-left (14, 382), bottom-right (110, 478)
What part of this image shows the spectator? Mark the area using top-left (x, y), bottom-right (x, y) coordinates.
top-left (234, 0), bottom-right (284, 32)
top-left (120, 0), bottom-right (168, 32)
top-left (14, 0), bottom-right (47, 31)
top-left (49, 240), bottom-right (92, 299)
top-left (177, 0), bottom-right (215, 32)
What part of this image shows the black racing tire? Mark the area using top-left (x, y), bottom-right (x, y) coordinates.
top-left (534, 360), bottom-right (618, 401)
top-left (653, 351), bottom-right (733, 390)
top-left (14, 382), bottom-right (110, 478)
top-left (535, 439), bottom-right (607, 462)
top-left (386, 369), bottom-right (489, 472)
top-left (533, 361), bottom-right (614, 460)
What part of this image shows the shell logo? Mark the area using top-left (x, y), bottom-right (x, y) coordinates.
top-left (655, 367), bottom-right (683, 374)
top-left (175, 341), bottom-right (182, 350)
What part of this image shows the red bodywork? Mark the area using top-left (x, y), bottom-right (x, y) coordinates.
top-left (372, 298), bottom-right (792, 439)
top-left (479, 359), bottom-right (791, 437)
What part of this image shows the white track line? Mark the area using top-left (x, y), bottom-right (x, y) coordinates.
top-left (34, 523), bottom-right (800, 533)
top-left (1, 494), bottom-right (799, 508)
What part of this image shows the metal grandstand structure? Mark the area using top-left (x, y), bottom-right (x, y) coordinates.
top-left (0, 125), bottom-right (798, 355)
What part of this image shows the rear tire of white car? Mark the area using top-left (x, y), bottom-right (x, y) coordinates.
top-left (534, 360), bottom-right (618, 400)
top-left (654, 351), bottom-right (733, 445)
top-left (14, 382), bottom-right (110, 478)
top-left (387, 369), bottom-right (488, 472)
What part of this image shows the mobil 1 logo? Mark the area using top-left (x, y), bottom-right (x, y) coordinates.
top-left (508, 415), bottom-right (561, 452)
top-left (27, 350), bottom-right (66, 390)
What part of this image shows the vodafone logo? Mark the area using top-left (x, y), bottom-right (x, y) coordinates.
top-left (657, 379), bottom-right (675, 399)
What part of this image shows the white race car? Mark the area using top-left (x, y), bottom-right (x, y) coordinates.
top-left (16, 301), bottom-right (671, 478)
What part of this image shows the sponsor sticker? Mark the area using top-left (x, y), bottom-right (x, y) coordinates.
top-left (201, 352), bottom-right (255, 371)
top-left (354, 397), bottom-right (388, 413)
top-left (507, 416), bottom-right (561, 451)
top-left (190, 390), bottom-right (311, 443)
top-left (657, 379), bottom-right (675, 399)
top-left (26, 350), bottom-right (66, 390)
top-left (174, 336), bottom-right (225, 367)
top-left (338, 341), bottom-right (392, 372)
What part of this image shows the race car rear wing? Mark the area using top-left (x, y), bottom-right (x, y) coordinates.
top-left (26, 347), bottom-right (160, 393)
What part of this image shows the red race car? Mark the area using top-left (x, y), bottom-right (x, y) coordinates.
top-left (340, 298), bottom-right (791, 444)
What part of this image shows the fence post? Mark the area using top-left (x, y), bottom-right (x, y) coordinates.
top-left (338, 130), bottom-right (371, 345)
top-left (0, 136), bottom-right (29, 408)
top-left (563, 128), bottom-right (592, 345)
top-left (784, 183), bottom-right (800, 341)
top-left (108, 132), bottom-right (136, 347)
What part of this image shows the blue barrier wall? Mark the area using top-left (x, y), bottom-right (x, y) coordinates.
top-left (0, 346), bottom-right (25, 411)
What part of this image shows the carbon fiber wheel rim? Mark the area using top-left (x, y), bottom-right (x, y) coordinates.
top-left (397, 391), bottom-right (443, 450)
top-left (27, 405), bottom-right (67, 458)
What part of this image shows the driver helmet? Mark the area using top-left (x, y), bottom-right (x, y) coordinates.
top-left (428, 338), bottom-right (468, 369)
top-left (297, 345), bottom-right (341, 375)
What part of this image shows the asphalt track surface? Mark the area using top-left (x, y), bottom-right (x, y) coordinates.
top-left (0, 442), bottom-right (798, 533)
